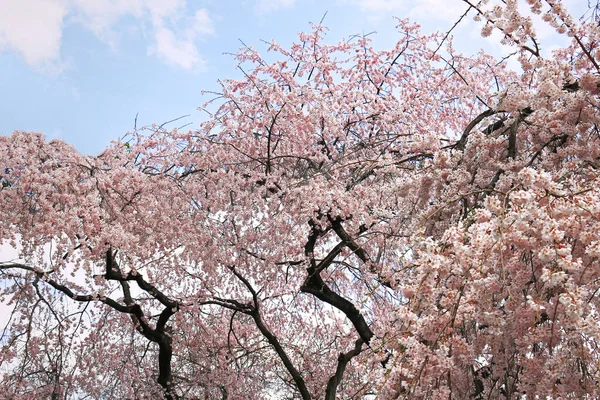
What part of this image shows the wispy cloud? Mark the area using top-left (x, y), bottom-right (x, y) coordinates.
top-left (254, 0), bottom-right (296, 15)
top-left (0, 0), bottom-right (67, 71)
top-left (0, 0), bottom-right (215, 71)
top-left (407, 0), bottom-right (467, 23)
top-left (146, 4), bottom-right (215, 70)
top-left (338, 0), bottom-right (467, 23)
top-left (342, 0), bottom-right (405, 13)
top-left (151, 26), bottom-right (203, 70)
top-left (69, 0), bottom-right (144, 47)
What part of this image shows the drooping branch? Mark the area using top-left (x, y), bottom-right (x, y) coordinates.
top-left (104, 249), bottom-right (178, 399)
top-left (0, 263), bottom-right (141, 316)
top-left (325, 338), bottom-right (364, 400)
top-left (450, 109), bottom-right (496, 151)
top-left (250, 307), bottom-right (312, 400)
top-left (463, 0), bottom-right (540, 57)
top-left (105, 248), bottom-right (179, 310)
top-left (1, 258), bottom-right (179, 400)
top-left (329, 216), bottom-right (370, 264)
top-left (301, 223), bottom-right (374, 345)
top-left (203, 267), bottom-right (313, 400)
top-left (301, 272), bottom-right (374, 345)
top-left (328, 216), bottom-right (393, 288)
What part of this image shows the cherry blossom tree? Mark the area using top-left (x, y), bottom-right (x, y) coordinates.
top-left (2, 1), bottom-right (600, 398)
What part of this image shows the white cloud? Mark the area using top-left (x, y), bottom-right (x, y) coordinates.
top-left (255, 0), bottom-right (295, 15)
top-left (0, 0), bottom-right (215, 71)
top-left (189, 9), bottom-right (215, 37)
top-left (147, 6), bottom-right (214, 70)
top-left (145, 0), bottom-right (186, 24)
top-left (70, 0), bottom-right (144, 47)
top-left (151, 26), bottom-right (203, 70)
top-left (340, 0), bottom-right (405, 14)
top-left (0, 0), bottom-right (67, 69)
top-left (339, 0), bottom-right (467, 23)
top-left (408, 0), bottom-right (467, 23)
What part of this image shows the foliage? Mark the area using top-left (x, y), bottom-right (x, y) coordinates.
top-left (2, 1), bottom-right (600, 398)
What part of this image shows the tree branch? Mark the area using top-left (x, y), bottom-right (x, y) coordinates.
top-left (325, 338), bottom-right (364, 400)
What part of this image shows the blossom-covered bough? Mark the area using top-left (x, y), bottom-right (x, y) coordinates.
top-left (2, 1), bottom-right (600, 398)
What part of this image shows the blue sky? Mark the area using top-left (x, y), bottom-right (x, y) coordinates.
top-left (0, 0), bottom-right (586, 155)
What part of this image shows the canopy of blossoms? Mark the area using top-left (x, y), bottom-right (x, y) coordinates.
top-left (1, 1), bottom-right (600, 398)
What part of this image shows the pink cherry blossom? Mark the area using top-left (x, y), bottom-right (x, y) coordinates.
top-left (2, 2), bottom-right (600, 399)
